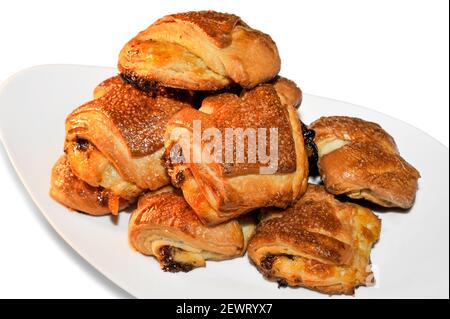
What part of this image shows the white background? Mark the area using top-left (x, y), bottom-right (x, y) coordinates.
top-left (0, 0), bottom-right (448, 298)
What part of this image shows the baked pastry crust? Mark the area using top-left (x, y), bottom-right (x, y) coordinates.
top-left (64, 76), bottom-right (192, 211)
top-left (271, 76), bottom-right (302, 109)
top-left (310, 116), bottom-right (420, 208)
top-left (165, 83), bottom-right (308, 226)
top-left (118, 11), bottom-right (281, 90)
top-left (128, 186), bottom-right (255, 272)
top-left (248, 184), bottom-right (381, 295)
top-left (50, 156), bottom-right (130, 215)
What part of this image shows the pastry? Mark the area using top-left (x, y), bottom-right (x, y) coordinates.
top-left (118, 11), bottom-right (281, 91)
top-left (310, 116), bottom-right (420, 208)
top-left (164, 81), bottom-right (308, 225)
top-left (128, 186), bottom-right (256, 272)
top-left (50, 156), bottom-right (130, 215)
top-left (270, 76), bottom-right (302, 109)
top-left (248, 184), bottom-right (381, 295)
top-left (64, 76), bottom-right (192, 213)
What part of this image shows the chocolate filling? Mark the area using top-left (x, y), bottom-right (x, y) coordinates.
top-left (301, 122), bottom-right (319, 176)
top-left (159, 246), bottom-right (195, 273)
top-left (75, 137), bottom-right (90, 151)
top-left (260, 254), bottom-right (296, 288)
top-left (163, 144), bottom-right (187, 187)
top-left (277, 279), bottom-right (288, 288)
top-left (175, 171), bottom-right (185, 186)
top-left (260, 254), bottom-right (276, 271)
top-left (120, 72), bottom-right (158, 94)
top-left (119, 72), bottom-right (194, 105)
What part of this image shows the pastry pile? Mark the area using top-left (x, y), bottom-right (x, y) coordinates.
top-left (50, 11), bottom-right (420, 295)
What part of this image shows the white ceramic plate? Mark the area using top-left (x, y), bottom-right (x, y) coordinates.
top-left (0, 65), bottom-right (448, 299)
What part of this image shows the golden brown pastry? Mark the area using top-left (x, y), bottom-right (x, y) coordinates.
top-left (248, 184), bottom-right (381, 295)
top-left (50, 156), bottom-right (130, 215)
top-left (188, 75), bottom-right (299, 110)
top-left (118, 11), bottom-right (281, 91)
top-left (310, 116), bottom-right (420, 208)
top-left (128, 186), bottom-right (256, 272)
top-left (93, 76), bottom-right (123, 99)
top-left (64, 76), bottom-right (192, 214)
top-left (164, 83), bottom-right (308, 226)
top-left (270, 76), bottom-right (302, 109)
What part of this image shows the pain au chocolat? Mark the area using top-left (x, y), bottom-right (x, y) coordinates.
top-left (118, 11), bottom-right (281, 91)
top-left (61, 76), bottom-right (192, 214)
top-left (128, 186), bottom-right (256, 272)
top-left (164, 77), bottom-right (309, 226)
top-left (248, 184), bottom-right (381, 295)
top-left (310, 116), bottom-right (420, 208)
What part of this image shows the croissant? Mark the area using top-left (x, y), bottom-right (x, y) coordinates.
top-left (128, 186), bottom-right (256, 272)
top-left (164, 79), bottom-right (309, 225)
top-left (248, 184), bottom-right (381, 295)
top-left (118, 10), bottom-right (281, 91)
top-left (64, 76), bottom-right (192, 214)
top-left (50, 156), bottom-right (130, 215)
top-left (310, 116), bottom-right (420, 208)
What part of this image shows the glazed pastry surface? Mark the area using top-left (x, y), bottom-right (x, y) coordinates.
top-left (310, 116), bottom-right (420, 208)
top-left (129, 186), bottom-right (256, 272)
top-left (164, 79), bottom-right (308, 225)
top-left (248, 184), bottom-right (381, 295)
top-left (119, 11), bottom-right (281, 90)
